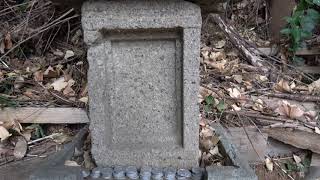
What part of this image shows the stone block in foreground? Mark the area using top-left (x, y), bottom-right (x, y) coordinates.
top-left (82, 0), bottom-right (201, 168)
top-left (206, 123), bottom-right (257, 180)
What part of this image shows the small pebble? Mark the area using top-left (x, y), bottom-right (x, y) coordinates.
top-left (113, 166), bottom-right (126, 179)
top-left (152, 167), bottom-right (164, 180)
top-left (191, 167), bottom-right (204, 179)
top-left (100, 167), bottom-right (113, 179)
top-left (164, 167), bottom-right (176, 180)
top-left (126, 166), bottom-right (139, 179)
top-left (177, 169), bottom-right (191, 179)
top-left (91, 167), bottom-right (101, 178)
top-left (140, 166), bottom-right (152, 180)
top-left (81, 169), bottom-right (91, 178)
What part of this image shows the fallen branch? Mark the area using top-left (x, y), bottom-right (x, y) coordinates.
top-left (257, 91), bottom-right (320, 102)
top-left (225, 110), bottom-right (316, 129)
top-left (27, 133), bottom-right (61, 145)
top-left (263, 128), bottom-right (320, 154)
top-left (209, 14), bottom-right (268, 72)
top-left (0, 8), bottom-right (78, 67)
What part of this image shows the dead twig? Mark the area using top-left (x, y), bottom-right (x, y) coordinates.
top-left (0, 9), bottom-right (78, 65)
top-left (27, 133), bottom-right (61, 145)
top-left (209, 14), bottom-right (268, 72)
top-left (257, 91), bottom-right (320, 102)
top-left (225, 110), bottom-right (316, 130)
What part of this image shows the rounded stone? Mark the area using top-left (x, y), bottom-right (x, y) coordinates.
top-left (177, 169), bottom-right (191, 178)
top-left (81, 169), bottom-right (91, 178)
top-left (191, 167), bottom-right (204, 179)
top-left (126, 166), bottom-right (139, 179)
top-left (91, 167), bottom-right (101, 178)
top-left (100, 167), bottom-right (113, 179)
top-left (164, 167), bottom-right (176, 180)
top-left (113, 166), bottom-right (126, 179)
top-left (151, 167), bottom-right (163, 180)
top-left (140, 166), bottom-right (152, 180)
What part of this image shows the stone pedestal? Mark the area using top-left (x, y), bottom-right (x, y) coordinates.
top-left (82, 0), bottom-right (201, 168)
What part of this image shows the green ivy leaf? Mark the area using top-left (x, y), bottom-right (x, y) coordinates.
top-left (280, 28), bottom-right (291, 35)
top-left (306, 8), bottom-right (320, 21)
top-left (204, 104), bottom-right (212, 113)
top-left (285, 162), bottom-right (297, 172)
top-left (291, 27), bottom-right (302, 43)
top-left (293, 56), bottom-right (305, 65)
top-left (301, 16), bottom-right (316, 33)
top-left (305, 0), bottom-right (314, 4)
top-left (301, 30), bottom-right (312, 38)
top-left (216, 100), bottom-right (226, 112)
top-left (296, 1), bottom-right (309, 11)
top-left (313, 0), bottom-right (320, 6)
top-left (205, 95), bottom-right (214, 105)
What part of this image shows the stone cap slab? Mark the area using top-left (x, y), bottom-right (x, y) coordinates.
top-left (81, 0), bottom-right (202, 31)
top-left (206, 123), bottom-right (257, 180)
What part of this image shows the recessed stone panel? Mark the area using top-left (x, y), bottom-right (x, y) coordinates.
top-left (82, 0), bottom-right (201, 168)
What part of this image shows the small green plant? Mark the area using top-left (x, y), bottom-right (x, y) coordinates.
top-left (0, 95), bottom-right (16, 108)
top-left (204, 95), bottom-right (214, 112)
top-left (281, 0), bottom-right (320, 54)
top-left (26, 124), bottom-right (45, 139)
top-left (204, 95), bottom-right (226, 113)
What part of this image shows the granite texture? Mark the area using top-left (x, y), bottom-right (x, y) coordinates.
top-left (206, 123), bottom-right (257, 180)
top-left (82, 0), bottom-right (201, 168)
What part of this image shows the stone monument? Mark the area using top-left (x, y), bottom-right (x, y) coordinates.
top-left (82, 0), bottom-right (201, 168)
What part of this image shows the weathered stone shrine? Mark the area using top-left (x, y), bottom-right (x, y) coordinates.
top-left (82, 0), bottom-right (201, 167)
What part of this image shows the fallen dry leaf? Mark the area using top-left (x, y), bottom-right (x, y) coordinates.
top-left (63, 85), bottom-right (76, 96)
top-left (51, 77), bottom-right (68, 91)
top-left (3, 119), bottom-right (23, 133)
top-left (231, 104), bottom-right (241, 111)
top-left (232, 75), bottom-right (243, 83)
top-left (305, 111), bottom-right (318, 121)
top-left (200, 127), bottom-right (214, 138)
top-left (308, 78), bottom-right (320, 94)
top-left (214, 40), bottom-right (226, 49)
top-left (79, 96), bottom-right (88, 104)
top-left (204, 59), bottom-right (227, 72)
top-left (44, 66), bottom-right (58, 78)
top-left (227, 88), bottom-right (241, 99)
top-left (209, 146), bottom-right (222, 157)
top-left (200, 138), bottom-right (214, 151)
top-left (4, 33), bottom-right (13, 50)
top-left (256, 75), bottom-right (268, 82)
top-left (14, 76), bottom-right (25, 89)
top-left (199, 86), bottom-right (213, 98)
top-left (84, 150), bottom-right (95, 169)
top-left (199, 118), bottom-right (208, 127)
top-left (0, 126), bottom-right (11, 141)
top-left (275, 79), bottom-right (291, 93)
top-left (52, 133), bottom-right (73, 144)
top-left (275, 100), bottom-right (304, 119)
top-left (209, 51), bottom-right (226, 61)
top-left (315, 127), bottom-right (320, 135)
top-left (265, 157), bottom-right (273, 171)
top-left (64, 50), bottom-right (74, 59)
top-left (33, 71), bottom-right (43, 82)
top-left (252, 99), bottom-right (264, 111)
top-left (293, 154), bottom-right (302, 164)
top-left (53, 49), bottom-right (64, 57)
top-left (0, 40), bottom-right (4, 54)
top-left (64, 160), bottom-right (80, 167)
top-left (13, 136), bottom-right (27, 159)
top-left (22, 130), bottom-right (32, 141)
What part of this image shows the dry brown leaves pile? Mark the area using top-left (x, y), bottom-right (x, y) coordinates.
top-left (0, 0), bottom-right (87, 107)
top-left (199, 0), bottom-right (319, 175)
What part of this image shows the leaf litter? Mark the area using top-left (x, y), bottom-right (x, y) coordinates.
top-left (0, 0), bottom-right (319, 178)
